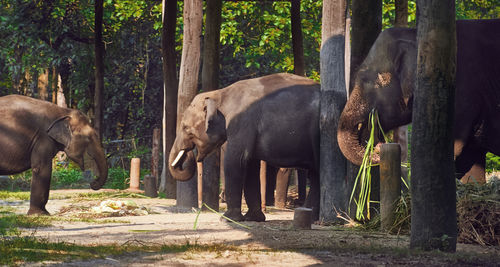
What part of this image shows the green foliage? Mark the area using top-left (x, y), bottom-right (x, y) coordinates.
top-left (104, 168), bottom-right (129, 190)
top-left (51, 169), bottom-right (83, 189)
top-left (456, 0), bottom-right (500, 19)
top-left (486, 152), bottom-right (500, 173)
top-left (382, 0), bottom-right (417, 29)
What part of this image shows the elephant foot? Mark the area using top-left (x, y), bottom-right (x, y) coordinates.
top-left (27, 206), bottom-right (50, 216)
top-left (222, 209), bottom-right (245, 222)
top-left (243, 209), bottom-right (266, 222)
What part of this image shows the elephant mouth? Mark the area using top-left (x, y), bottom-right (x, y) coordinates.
top-left (171, 147), bottom-right (198, 169)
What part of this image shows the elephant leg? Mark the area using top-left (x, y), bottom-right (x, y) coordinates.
top-left (455, 142), bottom-right (486, 183)
top-left (265, 164), bottom-right (278, 206)
top-left (222, 145), bottom-right (246, 222)
top-left (304, 173), bottom-right (320, 221)
top-left (243, 159), bottom-right (265, 222)
top-left (27, 159), bottom-right (52, 215)
top-left (275, 168), bottom-right (291, 208)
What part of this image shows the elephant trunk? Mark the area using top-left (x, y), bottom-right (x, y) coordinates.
top-left (337, 85), bottom-right (380, 166)
top-left (87, 137), bottom-right (108, 190)
top-left (168, 140), bottom-right (196, 181)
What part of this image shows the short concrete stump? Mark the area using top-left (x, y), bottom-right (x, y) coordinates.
top-left (293, 207), bottom-right (312, 229)
top-left (144, 175), bottom-right (158, 198)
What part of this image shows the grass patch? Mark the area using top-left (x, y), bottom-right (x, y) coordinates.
top-left (0, 191), bottom-right (30, 201)
top-left (0, 237), bottom-right (239, 266)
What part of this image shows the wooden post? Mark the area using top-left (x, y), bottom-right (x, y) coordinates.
top-left (129, 158), bottom-right (141, 191)
top-left (275, 168), bottom-right (291, 208)
top-left (152, 128), bottom-right (161, 187)
top-left (198, 162), bottom-right (203, 208)
top-left (380, 143), bottom-right (401, 232)
top-left (260, 161), bottom-right (267, 212)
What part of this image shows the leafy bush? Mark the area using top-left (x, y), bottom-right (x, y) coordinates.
top-left (51, 169), bottom-right (83, 189)
top-left (104, 168), bottom-right (129, 190)
top-left (486, 152), bottom-right (500, 173)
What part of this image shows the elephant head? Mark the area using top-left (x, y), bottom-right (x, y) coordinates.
top-left (169, 96), bottom-right (226, 181)
top-left (338, 28), bottom-right (417, 165)
top-left (47, 110), bottom-right (108, 190)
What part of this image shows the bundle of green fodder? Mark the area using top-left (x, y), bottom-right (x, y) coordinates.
top-left (456, 177), bottom-right (500, 246)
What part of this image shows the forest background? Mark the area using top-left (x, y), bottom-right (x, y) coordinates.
top-left (0, 0), bottom-right (498, 181)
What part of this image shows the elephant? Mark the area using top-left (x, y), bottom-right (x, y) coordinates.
top-left (337, 19), bottom-right (500, 180)
top-left (169, 73), bottom-right (320, 221)
top-left (0, 95), bottom-right (108, 215)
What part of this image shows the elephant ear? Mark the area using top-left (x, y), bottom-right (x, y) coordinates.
top-left (204, 98), bottom-right (226, 140)
top-left (394, 39), bottom-right (417, 100)
top-left (47, 116), bottom-right (72, 148)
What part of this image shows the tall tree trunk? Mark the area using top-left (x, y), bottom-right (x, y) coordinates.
top-left (160, 0), bottom-right (178, 199)
top-left (350, 0), bottom-right (381, 91)
top-left (94, 0), bottom-right (105, 141)
top-left (176, 0), bottom-right (203, 209)
top-left (410, 0), bottom-right (456, 251)
top-left (291, 0), bottom-right (305, 76)
top-left (319, 0), bottom-right (348, 222)
top-left (349, 0), bottom-right (382, 218)
top-left (201, 0), bottom-right (222, 212)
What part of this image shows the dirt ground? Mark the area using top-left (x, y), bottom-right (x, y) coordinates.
top-left (8, 189), bottom-right (500, 266)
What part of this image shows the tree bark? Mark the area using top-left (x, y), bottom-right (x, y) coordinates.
top-left (410, 0), bottom-right (457, 251)
top-left (37, 69), bottom-right (49, 100)
top-left (395, 0), bottom-right (409, 27)
top-left (201, 0), bottom-right (222, 212)
top-left (350, 0), bottom-right (381, 91)
top-left (176, 0), bottom-right (203, 209)
top-left (94, 0), bottom-right (104, 141)
top-left (349, 0), bottom-right (382, 218)
top-left (291, 0), bottom-right (305, 76)
top-left (319, 0), bottom-right (348, 222)
top-left (160, 0), bottom-right (178, 199)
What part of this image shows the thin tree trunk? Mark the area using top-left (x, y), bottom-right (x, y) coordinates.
top-left (319, 0), bottom-right (348, 222)
top-left (291, 0), bottom-right (305, 76)
top-left (393, 0), bottom-right (409, 178)
top-left (160, 0), bottom-right (178, 199)
top-left (201, 0), bottom-right (222, 212)
top-left (94, 0), bottom-right (105, 141)
top-left (395, 0), bottom-right (408, 27)
top-left (176, 0), bottom-right (203, 209)
top-left (37, 69), bottom-right (49, 100)
top-left (410, 0), bottom-right (457, 251)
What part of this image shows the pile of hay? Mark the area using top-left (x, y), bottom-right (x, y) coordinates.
top-left (457, 178), bottom-right (500, 246)
top-left (359, 178), bottom-right (499, 247)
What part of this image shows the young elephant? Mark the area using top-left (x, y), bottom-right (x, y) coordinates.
top-left (169, 73), bottom-right (320, 221)
top-left (0, 95), bottom-right (108, 215)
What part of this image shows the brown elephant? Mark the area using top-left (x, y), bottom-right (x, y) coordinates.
top-left (0, 95), bottom-right (108, 215)
top-left (169, 73), bottom-right (320, 221)
top-left (337, 19), bottom-right (500, 180)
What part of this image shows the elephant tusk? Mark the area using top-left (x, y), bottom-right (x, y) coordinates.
top-left (171, 150), bottom-right (185, 167)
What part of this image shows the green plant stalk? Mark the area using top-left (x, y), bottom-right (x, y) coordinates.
top-left (194, 203), bottom-right (251, 230)
top-left (350, 110), bottom-right (390, 221)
